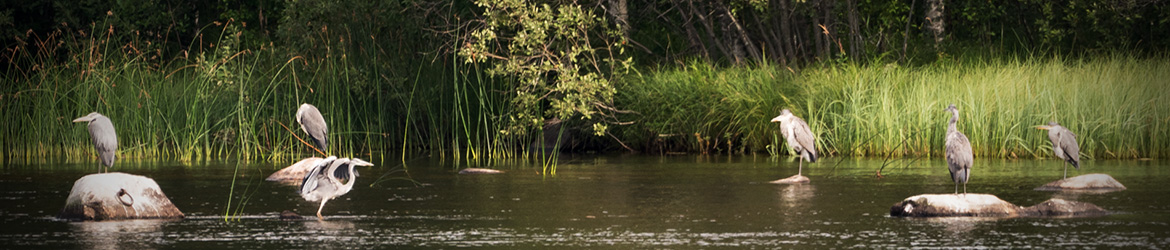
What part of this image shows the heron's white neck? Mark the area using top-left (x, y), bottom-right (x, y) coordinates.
top-left (947, 110), bottom-right (960, 132)
top-left (341, 164), bottom-right (357, 187)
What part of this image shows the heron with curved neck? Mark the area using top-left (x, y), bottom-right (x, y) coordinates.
top-left (299, 156), bottom-right (374, 220)
top-left (1035, 121), bottom-right (1080, 179)
top-left (73, 112), bottom-right (118, 173)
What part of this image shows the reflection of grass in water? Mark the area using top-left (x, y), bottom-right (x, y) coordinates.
top-left (369, 157), bottom-right (423, 188)
top-left (224, 161), bottom-right (267, 221)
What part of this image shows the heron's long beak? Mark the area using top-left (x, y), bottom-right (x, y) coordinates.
top-left (350, 158), bottom-right (375, 167)
top-left (770, 116), bottom-right (783, 123)
top-left (71, 117), bottom-right (90, 123)
top-left (1034, 125), bottom-right (1051, 130)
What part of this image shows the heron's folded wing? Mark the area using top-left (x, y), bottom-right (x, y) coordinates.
top-left (793, 119), bottom-right (817, 156)
top-left (1059, 130), bottom-right (1080, 165)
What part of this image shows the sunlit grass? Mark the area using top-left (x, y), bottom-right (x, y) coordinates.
top-left (0, 20), bottom-right (542, 167)
top-left (618, 55), bottom-right (1170, 159)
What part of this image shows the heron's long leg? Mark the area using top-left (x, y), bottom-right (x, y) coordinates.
top-left (316, 200), bottom-right (329, 220)
top-left (798, 158), bottom-right (803, 176)
top-left (963, 182), bottom-right (967, 195)
top-left (1062, 162), bottom-right (1068, 179)
top-left (954, 181), bottom-right (959, 194)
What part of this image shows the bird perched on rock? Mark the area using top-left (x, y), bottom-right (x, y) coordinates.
top-left (943, 104), bottom-right (973, 194)
top-left (73, 112), bottom-right (118, 172)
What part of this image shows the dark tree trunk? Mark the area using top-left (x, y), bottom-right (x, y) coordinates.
top-left (686, 0), bottom-right (735, 62)
top-left (901, 0), bottom-right (917, 62)
top-left (847, 0), bottom-right (863, 59)
top-left (670, 0), bottom-right (710, 59)
top-left (822, 0), bottom-right (836, 58)
top-left (720, 4), bottom-right (762, 63)
top-left (775, 0), bottom-right (796, 65)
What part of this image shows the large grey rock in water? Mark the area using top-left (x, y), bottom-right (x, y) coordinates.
top-left (890, 194), bottom-right (1107, 218)
top-left (266, 157), bottom-right (324, 182)
top-left (889, 194), bottom-right (1019, 217)
top-left (1018, 198), bottom-right (1109, 217)
top-left (1035, 173), bottom-right (1126, 191)
top-left (59, 173), bottom-right (184, 220)
top-left (769, 174), bottom-right (810, 184)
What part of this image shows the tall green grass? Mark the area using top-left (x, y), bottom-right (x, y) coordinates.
top-left (4, 17), bottom-right (1166, 164)
top-left (617, 56), bottom-right (1170, 159)
top-left (0, 19), bottom-right (534, 166)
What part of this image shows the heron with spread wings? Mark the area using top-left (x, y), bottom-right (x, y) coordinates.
top-left (299, 156), bottom-right (374, 220)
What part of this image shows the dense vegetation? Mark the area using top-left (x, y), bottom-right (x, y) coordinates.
top-left (2, 0), bottom-right (1167, 164)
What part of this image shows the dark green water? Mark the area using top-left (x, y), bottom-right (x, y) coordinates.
top-left (0, 155), bottom-right (1167, 248)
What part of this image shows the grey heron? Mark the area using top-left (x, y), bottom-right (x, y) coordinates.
top-left (72, 112), bottom-right (117, 172)
top-left (299, 156), bottom-right (374, 220)
top-left (944, 104), bottom-right (973, 194)
top-left (770, 109), bottom-right (818, 176)
top-left (1036, 121), bottom-right (1080, 179)
top-left (296, 103), bottom-right (328, 153)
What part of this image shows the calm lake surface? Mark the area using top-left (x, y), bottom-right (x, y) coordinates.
top-left (0, 155), bottom-right (1167, 249)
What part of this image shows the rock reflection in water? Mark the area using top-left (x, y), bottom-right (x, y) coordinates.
top-left (775, 184), bottom-right (815, 208)
top-left (921, 217), bottom-right (998, 235)
top-left (71, 219), bottom-right (172, 250)
top-left (303, 218), bottom-right (356, 231)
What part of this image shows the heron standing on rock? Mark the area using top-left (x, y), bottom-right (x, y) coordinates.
top-left (1036, 121), bottom-right (1080, 179)
top-left (296, 103), bottom-right (328, 154)
top-left (944, 104), bottom-right (973, 194)
top-left (73, 112), bottom-right (117, 172)
top-left (771, 109), bottom-right (818, 176)
top-left (300, 156), bottom-right (374, 220)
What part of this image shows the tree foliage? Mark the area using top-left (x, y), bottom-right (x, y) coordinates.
top-left (460, 0), bottom-right (633, 137)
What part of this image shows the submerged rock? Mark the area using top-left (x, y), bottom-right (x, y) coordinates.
top-left (266, 157), bottom-right (324, 182)
top-left (769, 175), bottom-right (810, 184)
top-left (459, 168), bottom-right (504, 174)
top-left (1035, 173), bottom-right (1126, 191)
top-left (1019, 198), bottom-right (1109, 217)
top-left (59, 173), bottom-right (184, 221)
top-left (279, 210), bottom-right (301, 220)
top-left (890, 194), bottom-right (1108, 218)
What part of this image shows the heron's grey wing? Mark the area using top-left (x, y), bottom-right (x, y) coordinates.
top-left (792, 118), bottom-right (817, 157)
top-left (300, 157), bottom-right (337, 195)
top-left (331, 159), bottom-right (353, 183)
top-left (1058, 129), bottom-right (1080, 167)
top-left (945, 132), bottom-right (974, 171)
top-left (89, 117), bottom-right (118, 167)
top-left (298, 108), bottom-right (328, 149)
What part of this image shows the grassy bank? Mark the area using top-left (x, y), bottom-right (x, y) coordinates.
top-left (3, 23), bottom-right (1168, 163)
top-left (617, 55), bottom-right (1170, 159)
top-left (0, 22), bottom-right (529, 165)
